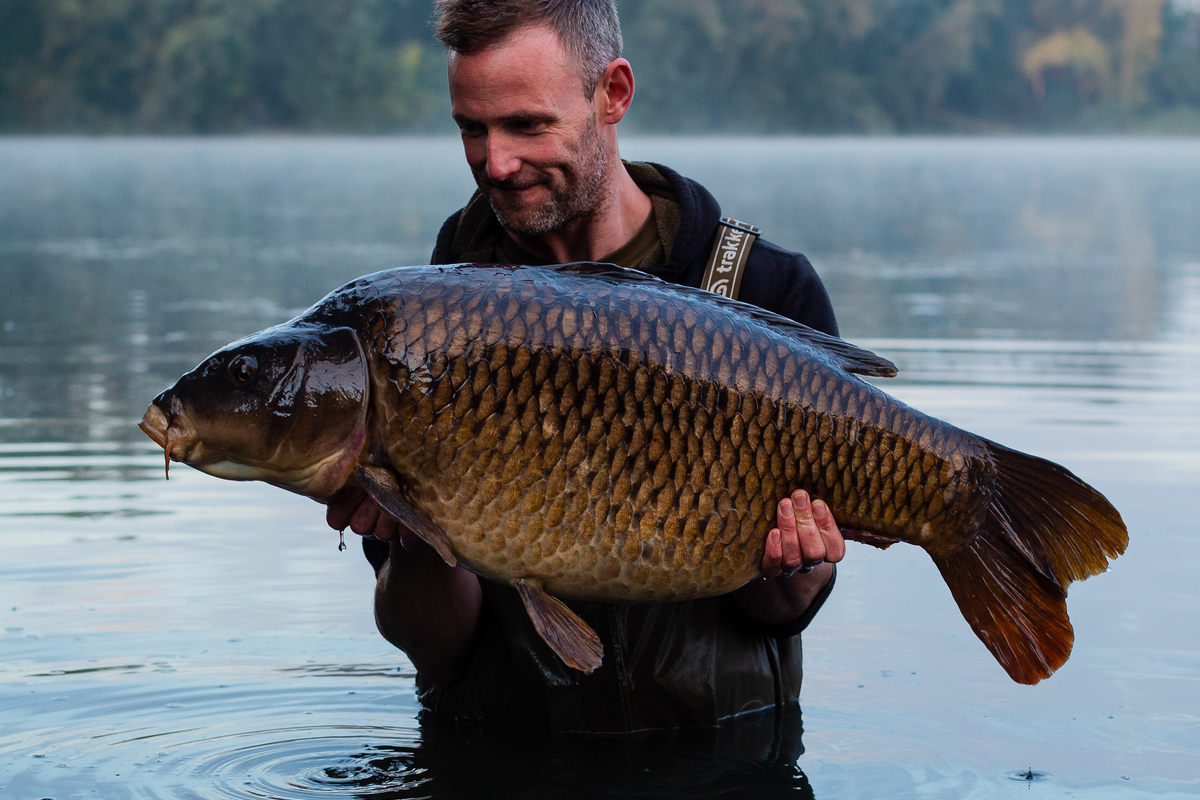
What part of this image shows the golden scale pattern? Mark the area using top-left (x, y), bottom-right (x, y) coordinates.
top-left (362, 270), bottom-right (991, 602)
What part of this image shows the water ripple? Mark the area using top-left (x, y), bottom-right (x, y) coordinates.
top-left (138, 726), bottom-right (422, 800)
top-left (0, 678), bottom-right (423, 800)
top-left (0, 673), bottom-right (825, 799)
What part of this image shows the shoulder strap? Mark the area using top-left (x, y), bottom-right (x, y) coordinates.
top-left (701, 217), bottom-right (760, 299)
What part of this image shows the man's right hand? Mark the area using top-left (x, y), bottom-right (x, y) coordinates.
top-left (326, 486), bottom-right (404, 542)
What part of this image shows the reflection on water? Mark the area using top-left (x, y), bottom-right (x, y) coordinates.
top-left (2, 665), bottom-right (810, 800)
top-left (409, 707), bottom-right (812, 800)
top-left (2, 138), bottom-right (1200, 798)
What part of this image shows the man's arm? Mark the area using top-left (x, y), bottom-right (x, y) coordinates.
top-left (327, 487), bottom-right (482, 684)
top-left (731, 489), bottom-right (845, 627)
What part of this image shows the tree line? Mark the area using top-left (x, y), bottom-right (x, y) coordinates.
top-left (2, 0), bottom-right (1198, 134)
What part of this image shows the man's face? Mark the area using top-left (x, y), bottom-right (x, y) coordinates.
top-left (448, 26), bottom-right (610, 235)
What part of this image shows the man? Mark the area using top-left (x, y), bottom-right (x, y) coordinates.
top-left (327, 0), bottom-right (846, 733)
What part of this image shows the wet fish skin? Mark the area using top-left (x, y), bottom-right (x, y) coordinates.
top-left (331, 264), bottom-right (1124, 683)
top-left (357, 267), bottom-right (983, 602)
top-left (141, 263), bottom-right (1127, 684)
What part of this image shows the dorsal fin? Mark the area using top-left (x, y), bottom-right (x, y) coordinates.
top-left (548, 261), bottom-right (668, 284)
top-left (442, 261), bottom-right (664, 285)
top-left (546, 262), bottom-right (899, 379)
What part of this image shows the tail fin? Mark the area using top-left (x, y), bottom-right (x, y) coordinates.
top-left (930, 442), bottom-right (1128, 684)
top-left (931, 524), bottom-right (1073, 684)
top-left (984, 441), bottom-right (1128, 591)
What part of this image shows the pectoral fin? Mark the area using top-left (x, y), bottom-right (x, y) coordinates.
top-left (514, 578), bottom-right (604, 674)
top-left (355, 465), bottom-right (456, 567)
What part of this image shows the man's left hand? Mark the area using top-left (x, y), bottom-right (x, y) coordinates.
top-left (761, 488), bottom-right (845, 578)
top-left (732, 489), bottom-right (845, 627)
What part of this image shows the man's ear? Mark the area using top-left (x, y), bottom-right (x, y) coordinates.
top-left (595, 58), bottom-right (635, 125)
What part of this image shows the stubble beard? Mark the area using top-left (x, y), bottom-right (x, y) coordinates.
top-left (478, 122), bottom-right (611, 237)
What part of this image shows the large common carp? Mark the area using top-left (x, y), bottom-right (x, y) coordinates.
top-left (140, 264), bottom-right (1127, 684)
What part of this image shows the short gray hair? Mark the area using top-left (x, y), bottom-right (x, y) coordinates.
top-left (434, 0), bottom-right (623, 96)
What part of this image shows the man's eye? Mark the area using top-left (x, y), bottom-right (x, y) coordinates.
top-left (458, 124), bottom-right (485, 138)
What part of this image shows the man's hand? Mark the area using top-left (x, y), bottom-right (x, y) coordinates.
top-left (733, 489), bottom-right (845, 627)
top-left (326, 486), bottom-right (403, 542)
top-left (761, 488), bottom-right (846, 578)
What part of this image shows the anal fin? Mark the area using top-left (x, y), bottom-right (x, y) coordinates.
top-left (355, 465), bottom-right (456, 567)
top-left (514, 578), bottom-right (603, 674)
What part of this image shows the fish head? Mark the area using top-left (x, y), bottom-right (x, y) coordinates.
top-left (139, 323), bottom-right (369, 500)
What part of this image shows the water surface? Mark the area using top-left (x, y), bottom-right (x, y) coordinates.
top-left (1, 137), bottom-right (1198, 798)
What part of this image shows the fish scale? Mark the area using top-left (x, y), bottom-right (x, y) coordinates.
top-left (142, 263), bottom-right (1126, 683)
top-left (365, 269), bottom-right (978, 604)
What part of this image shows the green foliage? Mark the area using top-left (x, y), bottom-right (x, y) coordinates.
top-left (0, 0), bottom-right (447, 132)
top-left (621, 0), bottom-right (1200, 132)
top-left (1, 0), bottom-right (1198, 133)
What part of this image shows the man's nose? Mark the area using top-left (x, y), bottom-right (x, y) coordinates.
top-left (484, 133), bottom-right (522, 182)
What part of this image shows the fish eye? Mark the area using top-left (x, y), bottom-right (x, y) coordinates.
top-left (228, 354), bottom-right (258, 383)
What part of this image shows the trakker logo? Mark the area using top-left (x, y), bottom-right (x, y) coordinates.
top-left (703, 218), bottom-right (759, 300)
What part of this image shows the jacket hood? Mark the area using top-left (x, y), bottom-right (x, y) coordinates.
top-left (644, 162), bottom-right (722, 284)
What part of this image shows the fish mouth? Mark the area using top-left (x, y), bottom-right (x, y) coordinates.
top-left (138, 392), bottom-right (360, 496)
top-left (138, 403), bottom-right (170, 448)
top-left (139, 395), bottom-right (202, 479)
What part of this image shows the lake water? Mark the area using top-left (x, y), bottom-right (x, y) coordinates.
top-left (1, 137), bottom-right (1198, 799)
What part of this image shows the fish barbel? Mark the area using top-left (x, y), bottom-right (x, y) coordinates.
top-left (139, 264), bottom-right (1127, 683)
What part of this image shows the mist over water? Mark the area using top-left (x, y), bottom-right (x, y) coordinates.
top-left (2, 137), bottom-right (1198, 798)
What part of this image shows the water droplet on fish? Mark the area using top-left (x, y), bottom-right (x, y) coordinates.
top-left (338, 530), bottom-right (346, 552)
